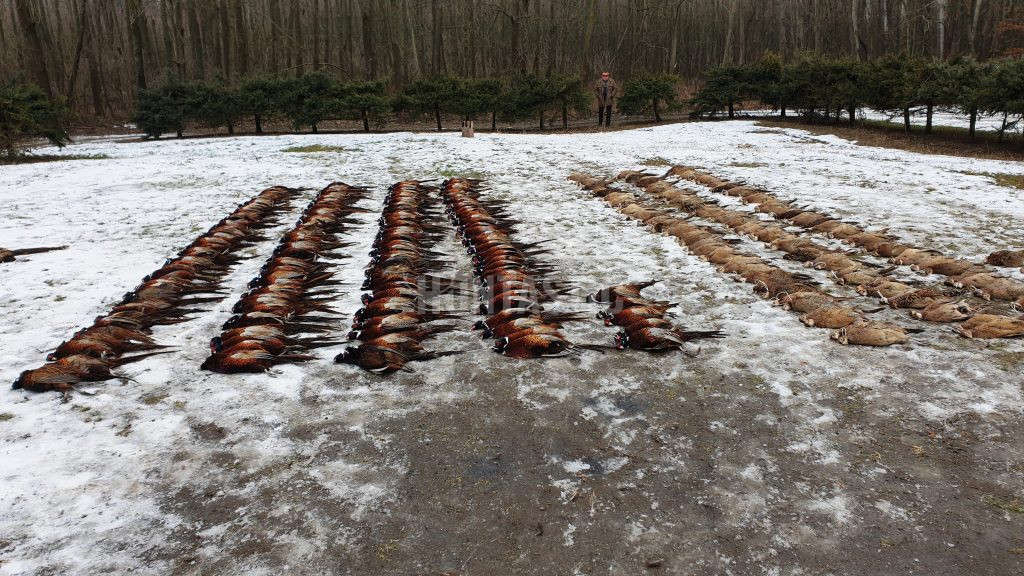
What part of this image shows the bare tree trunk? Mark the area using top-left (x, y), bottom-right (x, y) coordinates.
top-left (289, 1), bottom-right (302, 76)
top-left (87, 1), bottom-right (108, 117)
top-left (467, 0), bottom-right (477, 76)
top-left (187, 1), bottom-right (206, 79)
top-left (431, 0), bottom-right (442, 74)
top-left (403, 1), bottom-right (421, 78)
top-left (851, 0), bottom-right (860, 59)
top-left (15, 1), bottom-right (53, 96)
top-left (900, 0), bottom-right (910, 53)
top-left (777, 0), bottom-right (786, 57)
top-left (311, 0), bottom-right (321, 70)
top-left (970, 0), bottom-right (984, 54)
top-left (234, 0), bottom-right (249, 76)
top-left (127, 0), bottom-right (148, 90)
top-left (88, 56), bottom-right (103, 117)
top-left (668, 1), bottom-right (680, 72)
top-left (67, 0), bottom-right (89, 102)
top-left (219, 0), bottom-right (231, 77)
top-left (159, 0), bottom-right (175, 75)
top-left (737, 0), bottom-right (746, 64)
top-left (723, 0), bottom-right (738, 64)
top-left (936, 0), bottom-right (947, 58)
top-left (581, 0), bottom-right (597, 77)
top-left (812, 0), bottom-right (821, 52)
top-left (363, 5), bottom-right (377, 78)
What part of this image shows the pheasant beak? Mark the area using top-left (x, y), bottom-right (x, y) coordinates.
top-left (491, 337), bottom-right (509, 354)
top-left (334, 347), bottom-right (358, 364)
top-left (614, 332), bottom-right (627, 350)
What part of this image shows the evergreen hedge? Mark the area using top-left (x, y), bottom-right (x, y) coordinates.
top-left (0, 75), bottom-right (70, 157)
top-left (691, 53), bottom-right (1024, 139)
top-left (133, 71), bottom-right (607, 137)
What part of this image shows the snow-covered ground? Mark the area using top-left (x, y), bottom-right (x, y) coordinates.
top-left (861, 108), bottom-right (1015, 133)
top-left (1, 122), bottom-right (1023, 575)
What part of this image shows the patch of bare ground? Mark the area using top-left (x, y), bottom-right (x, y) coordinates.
top-left (757, 118), bottom-right (1024, 163)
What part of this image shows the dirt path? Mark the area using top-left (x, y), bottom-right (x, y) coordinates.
top-left (142, 352), bottom-right (1024, 575)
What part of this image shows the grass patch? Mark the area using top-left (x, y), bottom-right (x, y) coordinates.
top-left (641, 156), bottom-right (671, 167)
top-left (281, 144), bottom-right (347, 154)
top-left (0, 153), bottom-right (111, 165)
top-left (729, 161), bottom-right (768, 168)
top-left (958, 170), bottom-right (1024, 190)
top-left (983, 494), bottom-right (1024, 514)
top-left (140, 393), bottom-right (168, 406)
top-left (0, 413), bottom-right (13, 422)
top-left (436, 166), bottom-right (486, 179)
top-left (991, 173), bottom-right (1024, 190)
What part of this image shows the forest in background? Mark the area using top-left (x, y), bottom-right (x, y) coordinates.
top-left (2, 0), bottom-right (1024, 121)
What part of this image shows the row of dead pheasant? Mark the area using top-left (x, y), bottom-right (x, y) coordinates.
top-left (612, 171), bottom-right (973, 330)
top-left (337, 180), bottom-right (463, 373)
top-left (13, 186), bottom-right (298, 395)
top-left (635, 167), bottom-right (1024, 339)
top-left (442, 178), bottom-right (592, 358)
top-left (664, 166), bottom-right (1024, 339)
top-left (202, 183), bottom-right (367, 373)
top-left (676, 168), bottom-right (1024, 303)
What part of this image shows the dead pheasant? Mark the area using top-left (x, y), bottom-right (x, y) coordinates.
top-left (0, 245), bottom-right (68, 263)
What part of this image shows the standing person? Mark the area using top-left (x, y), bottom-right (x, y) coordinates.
top-left (594, 71), bottom-right (618, 126)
